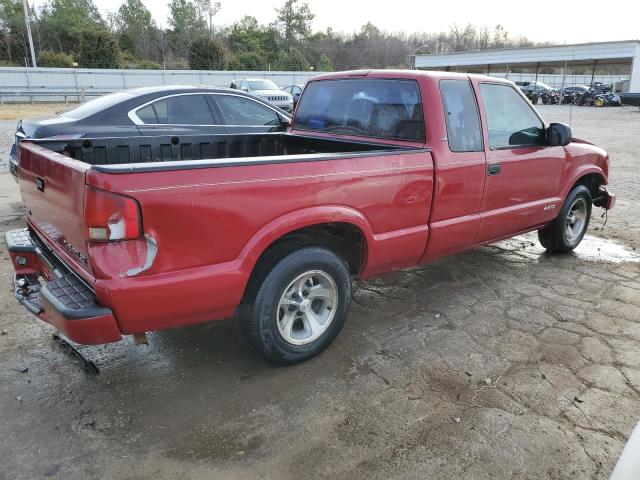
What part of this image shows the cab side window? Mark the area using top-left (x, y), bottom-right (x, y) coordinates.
top-left (439, 79), bottom-right (483, 152)
top-left (480, 83), bottom-right (544, 149)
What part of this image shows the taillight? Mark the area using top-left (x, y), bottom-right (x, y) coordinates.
top-left (84, 187), bottom-right (141, 242)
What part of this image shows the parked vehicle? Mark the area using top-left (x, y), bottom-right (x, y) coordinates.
top-left (520, 83), bottom-right (556, 104)
top-left (519, 82), bottom-right (553, 95)
top-left (6, 70), bottom-right (615, 365)
top-left (593, 92), bottom-right (622, 107)
top-left (591, 82), bottom-right (613, 93)
top-left (8, 85), bottom-right (292, 181)
top-left (541, 90), bottom-right (560, 105)
top-left (229, 79), bottom-right (294, 112)
top-left (572, 89), bottom-right (621, 107)
top-left (282, 84), bottom-right (304, 107)
top-left (561, 85), bottom-right (591, 96)
top-left (560, 85), bottom-right (590, 104)
top-left (618, 92), bottom-right (640, 106)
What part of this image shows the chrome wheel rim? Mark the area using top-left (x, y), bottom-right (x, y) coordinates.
top-left (276, 270), bottom-right (338, 346)
top-left (565, 197), bottom-right (588, 244)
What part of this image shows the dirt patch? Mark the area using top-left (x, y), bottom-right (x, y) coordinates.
top-left (0, 103), bottom-right (74, 121)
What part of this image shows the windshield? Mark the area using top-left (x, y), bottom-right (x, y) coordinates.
top-left (56, 91), bottom-right (135, 119)
top-left (294, 78), bottom-right (425, 142)
top-left (248, 80), bottom-right (279, 91)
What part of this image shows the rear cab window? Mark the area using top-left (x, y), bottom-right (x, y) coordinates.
top-left (293, 78), bottom-right (425, 142)
top-left (439, 79), bottom-right (483, 152)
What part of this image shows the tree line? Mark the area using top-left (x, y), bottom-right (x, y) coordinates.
top-left (0, 0), bottom-right (549, 71)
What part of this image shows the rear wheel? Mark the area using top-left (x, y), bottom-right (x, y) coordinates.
top-left (538, 185), bottom-right (592, 253)
top-left (594, 97), bottom-right (605, 107)
top-left (238, 246), bottom-right (352, 365)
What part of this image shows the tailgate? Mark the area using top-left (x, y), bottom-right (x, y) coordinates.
top-left (18, 142), bottom-right (94, 281)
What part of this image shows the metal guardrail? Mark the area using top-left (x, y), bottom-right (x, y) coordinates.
top-left (0, 88), bottom-right (113, 104)
top-left (0, 67), bottom-right (324, 104)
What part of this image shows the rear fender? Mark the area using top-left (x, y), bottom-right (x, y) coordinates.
top-left (236, 205), bottom-right (376, 277)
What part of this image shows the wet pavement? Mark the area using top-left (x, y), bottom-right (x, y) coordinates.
top-left (0, 105), bottom-right (639, 480)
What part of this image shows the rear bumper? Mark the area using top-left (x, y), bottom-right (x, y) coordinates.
top-left (5, 228), bottom-right (122, 344)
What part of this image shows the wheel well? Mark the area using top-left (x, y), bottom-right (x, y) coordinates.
top-left (572, 173), bottom-right (604, 199)
top-left (253, 222), bottom-right (365, 277)
top-left (275, 222), bottom-right (365, 275)
top-left (241, 222), bottom-right (365, 304)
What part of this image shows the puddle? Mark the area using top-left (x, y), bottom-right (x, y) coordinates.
top-left (572, 235), bottom-right (640, 263)
top-left (493, 234), bottom-right (640, 264)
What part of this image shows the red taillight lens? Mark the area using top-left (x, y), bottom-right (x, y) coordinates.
top-left (84, 187), bottom-right (141, 242)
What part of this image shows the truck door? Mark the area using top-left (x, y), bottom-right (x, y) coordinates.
top-left (420, 78), bottom-right (486, 262)
top-left (474, 82), bottom-right (566, 243)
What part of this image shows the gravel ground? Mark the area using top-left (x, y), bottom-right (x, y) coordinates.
top-left (0, 105), bottom-right (639, 480)
top-left (0, 120), bottom-right (16, 169)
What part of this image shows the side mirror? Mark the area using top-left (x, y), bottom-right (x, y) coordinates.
top-left (547, 122), bottom-right (572, 146)
top-left (280, 115), bottom-right (291, 127)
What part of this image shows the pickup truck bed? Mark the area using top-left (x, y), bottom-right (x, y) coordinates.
top-left (40, 132), bottom-right (407, 167)
top-left (12, 130), bottom-right (434, 350)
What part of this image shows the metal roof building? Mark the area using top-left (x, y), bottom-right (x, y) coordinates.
top-left (415, 40), bottom-right (640, 91)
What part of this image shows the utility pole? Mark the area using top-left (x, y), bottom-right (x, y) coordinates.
top-left (22, 0), bottom-right (37, 68)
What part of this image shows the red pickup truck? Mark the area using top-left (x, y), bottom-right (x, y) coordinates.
top-left (6, 70), bottom-right (615, 365)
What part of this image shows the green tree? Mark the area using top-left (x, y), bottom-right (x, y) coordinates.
top-left (273, 46), bottom-right (309, 71)
top-left (111, 0), bottom-right (156, 59)
top-left (0, 0), bottom-right (31, 63)
top-left (168, 0), bottom-right (205, 59)
top-left (194, 0), bottom-right (220, 35)
top-left (38, 50), bottom-right (74, 67)
top-left (188, 34), bottom-right (224, 70)
top-left (38, 0), bottom-right (104, 54)
top-left (275, 0), bottom-right (313, 50)
top-left (317, 52), bottom-right (332, 71)
top-left (227, 51), bottom-right (267, 71)
top-left (77, 29), bottom-right (119, 68)
top-left (227, 16), bottom-right (265, 53)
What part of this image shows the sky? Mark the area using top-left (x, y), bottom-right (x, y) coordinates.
top-left (32, 0), bottom-right (640, 44)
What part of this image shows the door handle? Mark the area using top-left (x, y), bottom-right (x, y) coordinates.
top-left (487, 163), bottom-right (501, 176)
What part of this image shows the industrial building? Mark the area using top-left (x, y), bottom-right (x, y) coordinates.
top-left (414, 40), bottom-right (640, 91)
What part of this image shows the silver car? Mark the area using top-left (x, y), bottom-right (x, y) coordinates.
top-left (230, 79), bottom-right (294, 113)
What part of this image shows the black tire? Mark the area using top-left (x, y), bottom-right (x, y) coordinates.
top-left (238, 246), bottom-right (351, 365)
top-left (538, 185), bottom-right (592, 253)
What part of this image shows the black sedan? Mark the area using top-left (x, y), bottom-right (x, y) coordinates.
top-left (9, 85), bottom-right (291, 179)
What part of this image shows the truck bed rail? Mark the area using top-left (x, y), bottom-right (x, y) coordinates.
top-left (31, 133), bottom-right (405, 166)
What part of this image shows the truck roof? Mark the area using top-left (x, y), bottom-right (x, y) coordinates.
top-left (310, 69), bottom-right (512, 85)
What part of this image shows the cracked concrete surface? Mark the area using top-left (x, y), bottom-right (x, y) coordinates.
top-left (0, 105), bottom-right (639, 479)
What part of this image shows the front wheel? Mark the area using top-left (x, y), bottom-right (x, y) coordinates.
top-left (239, 246), bottom-right (352, 365)
top-left (538, 185), bottom-right (592, 253)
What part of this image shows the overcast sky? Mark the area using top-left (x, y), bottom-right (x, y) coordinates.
top-left (33, 0), bottom-right (640, 44)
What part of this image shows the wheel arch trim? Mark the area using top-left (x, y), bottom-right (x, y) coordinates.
top-left (236, 205), bottom-right (376, 278)
top-left (562, 166), bottom-right (606, 200)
